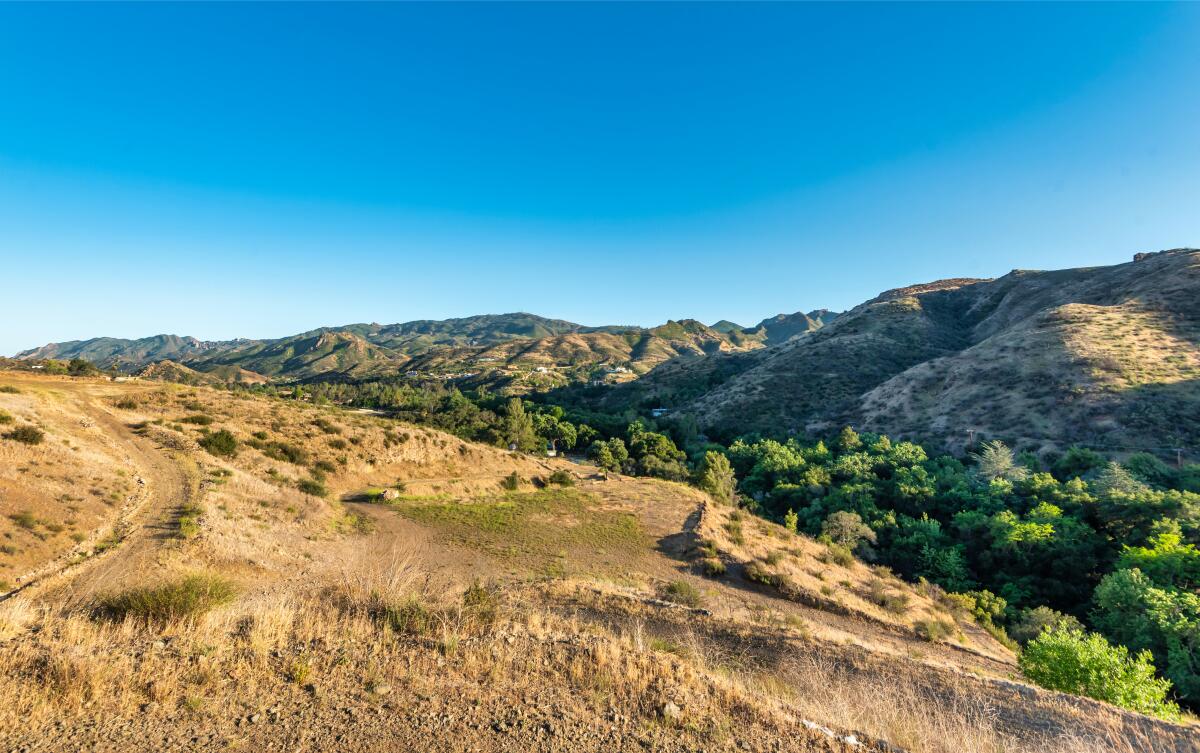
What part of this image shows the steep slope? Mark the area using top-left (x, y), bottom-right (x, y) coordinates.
top-left (751, 309), bottom-right (841, 346)
top-left (334, 312), bottom-right (594, 355)
top-left (187, 331), bottom-right (403, 380)
top-left (399, 320), bottom-right (767, 392)
top-left (858, 249), bottom-right (1200, 450)
top-left (136, 360), bottom-right (270, 386)
top-left (621, 249), bottom-right (1200, 451)
top-left (15, 334), bottom-right (237, 370)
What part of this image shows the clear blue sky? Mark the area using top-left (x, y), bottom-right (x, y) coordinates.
top-left (2, 3), bottom-right (1198, 354)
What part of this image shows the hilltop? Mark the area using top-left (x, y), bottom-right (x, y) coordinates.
top-left (2, 373), bottom-right (1192, 752)
top-left (14, 311), bottom-right (834, 391)
top-left (600, 249), bottom-right (1200, 453)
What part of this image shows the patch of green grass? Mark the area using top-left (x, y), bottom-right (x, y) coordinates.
top-left (0, 410), bottom-right (13, 425)
top-left (95, 573), bottom-right (237, 622)
top-left (177, 502), bottom-right (203, 539)
top-left (0, 385), bottom-right (20, 394)
top-left (649, 637), bottom-right (685, 655)
top-left (395, 488), bottom-right (644, 568)
top-left (333, 510), bottom-right (375, 534)
top-left (179, 414), bottom-right (213, 426)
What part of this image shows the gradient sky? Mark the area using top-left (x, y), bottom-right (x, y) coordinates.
top-left (2, 3), bottom-right (1199, 355)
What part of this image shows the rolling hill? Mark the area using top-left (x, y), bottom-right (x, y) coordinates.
top-left (14, 312), bottom-right (831, 388)
top-left (2, 372), bottom-right (1194, 752)
top-left (611, 249), bottom-right (1200, 453)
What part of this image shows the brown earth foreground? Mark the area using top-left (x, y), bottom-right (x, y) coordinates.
top-left (0, 374), bottom-right (1196, 753)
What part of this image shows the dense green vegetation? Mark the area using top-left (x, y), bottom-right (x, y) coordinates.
top-left (720, 429), bottom-right (1200, 711)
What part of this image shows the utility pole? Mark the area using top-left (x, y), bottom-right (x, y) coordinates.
top-left (1178, 448), bottom-right (1185, 469)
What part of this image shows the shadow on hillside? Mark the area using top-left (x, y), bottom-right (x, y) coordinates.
top-left (1115, 377), bottom-right (1200, 460)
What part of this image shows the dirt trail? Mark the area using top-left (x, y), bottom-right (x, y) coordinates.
top-left (12, 387), bottom-right (197, 606)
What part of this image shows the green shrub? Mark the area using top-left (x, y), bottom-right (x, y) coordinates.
top-left (700, 558), bottom-right (727, 578)
top-left (915, 619), bottom-right (954, 642)
top-left (548, 469), bottom-right (575, 486)
top-left (0, 410), bottom-right (14, 424)
top-left (385, 598), bottom-right (433, 636)
top-left (297, 478), bottom-right (327, 497)
top-left (744, 561), bottom-right (778, 587)
top-left (501, 471), bottom-right (521, 491)
top-left (95, 573), bottom-right (237, 622)
top-left (0, 385), bottom-right (20, 394)
top-left (4, 425), bottom-right (44, 445)
top-left (824, 543), bottom-right (855, 567)
top-left (198, 430), bottom-right (237, 458)
top-left (1019, 627), bottom-right (1179, 720)
top-left (312, 417), bottom-right (341, 434)
top-left (867, 579), bottom-right (911, 614)
top-left (661, 580), bottom-right (704, 608)
top-left (115, 398), bottom-right (139, 410)
top-left (9, 511), bottom-right (39, 530)
top-left (261, 441), bottom-right (308, 465)
top-left (462, 580), bottom-right (499, 626)
top-left (180, 414), bottom-right (213, 425)
top-left (1010, 606), bottom-right (1084, 645)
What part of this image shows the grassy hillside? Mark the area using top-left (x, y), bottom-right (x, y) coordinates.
top-left (2, 374), bottom-right (1191, 751)
top-left (13, 313), bottom-right (784, 389)
top-left (619, 249), bottom-right (1200, 454)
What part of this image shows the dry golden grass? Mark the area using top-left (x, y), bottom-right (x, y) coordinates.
top-left (0, 374), bottom-right (1195, 753)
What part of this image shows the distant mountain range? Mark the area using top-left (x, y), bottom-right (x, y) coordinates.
top-left (18, 249), bottom-right (1199, 453)
top-left (14, 310), bottom-right (838, 386)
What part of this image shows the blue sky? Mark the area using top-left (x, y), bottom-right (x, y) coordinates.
top-left (2, 3), bottom-right (1198, 355)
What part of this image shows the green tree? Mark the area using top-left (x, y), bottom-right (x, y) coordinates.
top-left (1093, 568), bottom-right (1200, 704)
top-left (696, 451), bottom-right (736, 505)
top-left (971, 440), bottom-right (1028, 483)
top-left (821, 510), bottom-right (876, 551)
top-left (1018, 627), bottom-right (1179, 720)
top-left (502, 398), bottom-right (538, 452)
top-left (837, 426), bottom-right (862, 451)
top-left (1010, 606), bottom-right (1084, 645)
top-left (1093, 461), bottom-right (1148, 497)
top-left (1116, 531), bottom-right (1200, 590)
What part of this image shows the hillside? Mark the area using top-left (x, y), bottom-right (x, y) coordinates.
top-left (2, 373), bottom-right (1192, 752)
top-left (15, 334), bottom-right (239, 371)
top-left (184, 331), bottom-right (404, 380)
top-left (612, 250), bottom-right (1200, 453)
top-left (15, 312), bottom-right (808, 389)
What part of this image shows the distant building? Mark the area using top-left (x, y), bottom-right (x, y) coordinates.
top-left (650, 408), bottom-right (671, 418)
